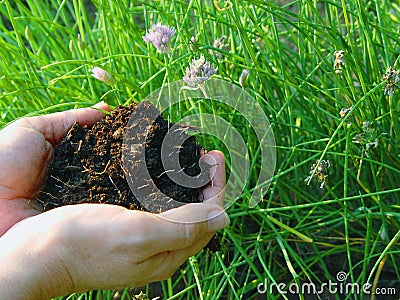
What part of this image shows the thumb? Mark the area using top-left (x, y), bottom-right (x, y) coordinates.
top-left (130, 203), bottom-right (229, 259)
top-left (20, 101), bottom-right (110, 147)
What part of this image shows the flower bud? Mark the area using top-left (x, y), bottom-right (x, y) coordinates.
top-left (91, 67), bottom-right (116, 86)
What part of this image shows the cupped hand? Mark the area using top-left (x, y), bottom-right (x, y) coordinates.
top-left (0, 104), bottom-right (228, 299)
top-left (0, 102), bottom-right (110, 236)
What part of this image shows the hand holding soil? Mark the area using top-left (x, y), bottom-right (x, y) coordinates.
top-left (0, 101), bottom-right (110, 236)
top-left (0, 103), bottom-right (229, 299)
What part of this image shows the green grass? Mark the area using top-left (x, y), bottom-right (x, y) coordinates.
top-left (1, 0), bottom-right (400, 299)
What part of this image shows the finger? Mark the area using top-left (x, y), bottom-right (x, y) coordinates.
top-left (118, 203), bottom-right (229, 260)
top-left (0, 199), bottom-right (41, 237)
top-left (0, 125), bottom-right (54, 199)
top-left (20, 102), bottom-right (110, 146)
top-left (0, 102), bottom-right (110, 200)
top-left (201, 150), bottom-right (226, 207)
top-left (139, 232), bottom-right (215, 285)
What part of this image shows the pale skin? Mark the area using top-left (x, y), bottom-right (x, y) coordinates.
top-left (0, 102), bottom-right (229, 299)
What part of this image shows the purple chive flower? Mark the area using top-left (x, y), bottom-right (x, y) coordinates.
top-left (143, 23), bottom-right (176, 54)
top-left (183, 55), bottom-right (217, 88)
top-left (91, 67), bottom-right (116, 86)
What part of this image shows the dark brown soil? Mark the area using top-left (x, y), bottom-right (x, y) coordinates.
top-left (38, 102), bottom-right (218, 251)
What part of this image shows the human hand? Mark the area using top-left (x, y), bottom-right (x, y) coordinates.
top-left (0, 151), bottom-right (227, 299)
top-left (0, 102), bottom-right (110, 236)
top-left (0, 105), bottom-right (228, 299)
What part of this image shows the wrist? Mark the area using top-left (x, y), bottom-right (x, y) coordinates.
top-left (0, 235), bottom-right (45, 299)
top-left (0, 219), bottom-right (73, 299)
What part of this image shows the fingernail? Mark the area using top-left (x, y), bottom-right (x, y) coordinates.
top-left (93, 101), bottom-right (106, 108)
top-left (208, 210), bottom-right (229, 232)
top-left (202, 153), bottom-right (217, 178)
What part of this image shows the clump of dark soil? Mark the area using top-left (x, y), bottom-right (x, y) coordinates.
top-left (38, 101), bottom-right (211, 215)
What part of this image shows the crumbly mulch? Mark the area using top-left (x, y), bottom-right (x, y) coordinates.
top-left (38, 102), bottom-right (219, 250)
